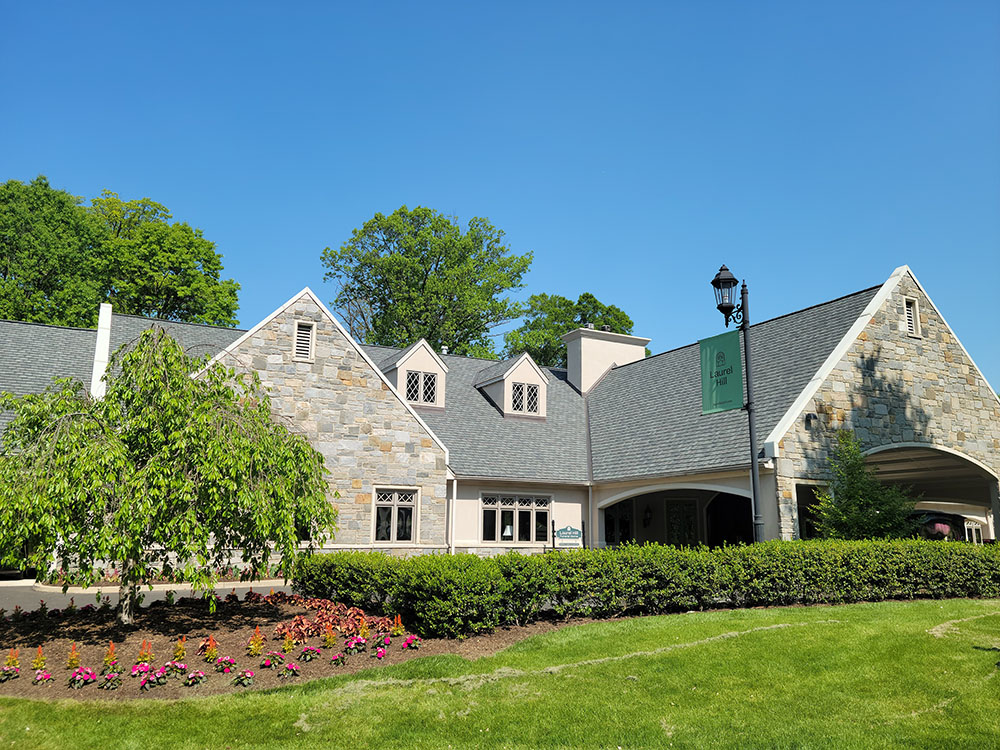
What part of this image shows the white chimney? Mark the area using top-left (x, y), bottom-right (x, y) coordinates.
top-left (562, 327), bottom-right (650, 393)
top-left (90, 303), bottom-right (113, 398)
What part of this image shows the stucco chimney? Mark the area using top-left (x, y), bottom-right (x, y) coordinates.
top-left (90, 303), bottom-right (113, 398)
top-left (562, 327), bottom-right (650, 394)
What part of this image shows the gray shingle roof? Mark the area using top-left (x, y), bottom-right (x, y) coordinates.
top-left (473, 356), bottom-right (518, 387)
top-left (108, 314), bottom-right (245, 361)
top-left (0, 319), bottom-right (97, 431)
top-left (587, 286), bottom-right (880, 481)
top-left (363, 345), bottom-right (591, 483)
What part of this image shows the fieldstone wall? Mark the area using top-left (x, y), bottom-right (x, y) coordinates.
top-left (774, 271), bottom-right (1000, 538)
top-left (225, 293), bottom-right (449, 549)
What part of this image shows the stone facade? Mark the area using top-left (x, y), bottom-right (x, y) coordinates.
top-left (226, 293), bottom-right (449, 549)
top-left (774, 271), bottom-right (1000, 538)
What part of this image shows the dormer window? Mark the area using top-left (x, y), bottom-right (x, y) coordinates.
top-left (511, 382), bottom-right (539, 414)
top-left (405, 371), bottom-right (437, 405)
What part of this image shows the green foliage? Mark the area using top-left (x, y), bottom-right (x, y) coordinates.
top-left (813, 431), bottom-right (918, 539)
top-left (503, 292), bottom-right (638, 367)
top-left (0, 176), bottom-right (239, 328)
top-left (89, 192), bottom-right (240, 326)
top-left (0, 329), bottom-right (335, 623)
top-left (321, 206), bottom-right (532, 358)
top-left (0, 176), bottom-right (105, 326)
top-left (294, 540), bottom-right (1000, 638)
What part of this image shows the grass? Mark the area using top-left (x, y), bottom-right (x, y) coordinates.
top-left (2, 598), bottom-right (999, 749)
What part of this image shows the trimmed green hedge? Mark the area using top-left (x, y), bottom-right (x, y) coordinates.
top-left (293, 540), bottom-right (1000, 638)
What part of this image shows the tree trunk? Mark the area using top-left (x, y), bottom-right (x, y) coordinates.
top-left (117, 562), bottom-right (138, 625)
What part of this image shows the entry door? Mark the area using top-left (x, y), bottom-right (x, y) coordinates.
top-left (604, 503), bottom-right (633, 546)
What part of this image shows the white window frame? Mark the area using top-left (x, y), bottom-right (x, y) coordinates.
top-left (404, 370), bottom-right (437, 405)
top-left (904, 297), bottom-right (921, 337)
top-left (511, 382), bottom-right (539, 414)
top-left (372, 486), bottom-right (420, 544)
top-left (965, 520), bottom-right (983, 545)
top-left (479, 493), bottom-right (550, 544)
top-left (293, 320), bottom-right (316, 362)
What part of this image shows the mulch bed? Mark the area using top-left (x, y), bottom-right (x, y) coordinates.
top-left (0, 596), bottom-right (571, 702)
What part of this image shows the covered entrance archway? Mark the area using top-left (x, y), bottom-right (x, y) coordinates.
top-left (864, 444), bottom-right (999, 542)
top-left (601, 488), bottom-right (753, 547)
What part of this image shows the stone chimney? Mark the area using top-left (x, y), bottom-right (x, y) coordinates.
top-left (561, 327), bottom-right (650, 393)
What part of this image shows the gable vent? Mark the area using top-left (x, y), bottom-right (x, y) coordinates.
top-left (295, 321), bottom-right (315, 360)
top-left (904, 298), bottom-right (919, 336)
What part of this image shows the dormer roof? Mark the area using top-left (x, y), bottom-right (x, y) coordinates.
top-left (380, 338), bottom-right (449, 374)
top-left (473, 352), bottom-right (548, 388)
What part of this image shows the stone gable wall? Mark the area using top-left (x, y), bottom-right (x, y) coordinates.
top-left (226, 295), bottom-right (449, 549)
top-left (774, 272), bottom-right (1000, 538)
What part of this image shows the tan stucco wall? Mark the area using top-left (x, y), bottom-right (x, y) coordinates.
top-left (395, 344), bottom-right (447, 408)
top-left (775, 271), bottom-right (1000, 538)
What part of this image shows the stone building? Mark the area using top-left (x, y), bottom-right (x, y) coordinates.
top-left (2, 265), bottom-right (998, 552)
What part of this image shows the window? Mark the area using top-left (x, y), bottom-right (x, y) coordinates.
top-left (405, 371), bottom-right (437, 404)
top-left (511, 382), bottom-right (539, 414)
top-left (481, 495), bottom-right (549, 543)
top-left (965, 521), bottom-right (983, 545)
top-left (374, 488), bottom-right (416, 542)
top-left (796, 485), bottom-right (820, 540)
top-left (294, 321), bottom-right (315, 360)
top-left (904, 297), bottom-right (921, 337)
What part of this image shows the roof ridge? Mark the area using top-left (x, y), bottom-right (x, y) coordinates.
top-left (112, 311), bottom-right (248, 332)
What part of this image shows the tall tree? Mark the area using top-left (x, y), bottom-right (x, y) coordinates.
top-left (813, 431), bottom-right (918, 539)
top-left (322, 206), bottom-right (532, 358)
top-left (0, 176), bottom-right (104, 326)
top-left (504, 292), bottom-right (637, 367)
top-left (0, 330), bottom-right (335, 624)
top-left (89, 191), bottom-right (240, 326)
top-left (0, 177), bottom-right (240, 328)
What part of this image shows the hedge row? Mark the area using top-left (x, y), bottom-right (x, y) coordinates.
top-left (292, 540), bottom-right (1000, 638)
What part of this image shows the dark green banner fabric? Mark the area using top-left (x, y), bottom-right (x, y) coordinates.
top-left (700, 330), bottom-right (742, 414)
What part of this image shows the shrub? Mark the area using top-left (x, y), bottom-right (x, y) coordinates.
top-left (294, 550), bottom-right (402, 612)
top-left (292, 540), bottom-right (1000, 638)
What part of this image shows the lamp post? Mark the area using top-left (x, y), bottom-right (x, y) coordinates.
top-left (711, 265), bottom-right (764, 543)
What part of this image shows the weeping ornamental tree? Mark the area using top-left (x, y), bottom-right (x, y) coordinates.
top-left (0, 329), bottom-right (336, 624)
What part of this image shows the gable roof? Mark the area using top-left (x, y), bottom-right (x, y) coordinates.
top-left (473, 352), bottom-right (549, 388)
top-left (108, 313), bottom-right (245, 361)
top-left (364, 344), bottom-right (589, 482)
top-left (380, 338), bottom-right (449, 373)
top-left (586, 285), bottom-right (881, 482)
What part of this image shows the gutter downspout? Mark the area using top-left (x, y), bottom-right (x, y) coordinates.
top-left (587, 485), bottom-right (594, 549)
top-left (90, 303), bottom-right (113, 399)
top-left (449, 477), bottom-right (457, 555)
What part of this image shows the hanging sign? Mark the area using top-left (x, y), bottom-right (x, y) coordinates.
top-left (700, 330), bottom-right (742, 414)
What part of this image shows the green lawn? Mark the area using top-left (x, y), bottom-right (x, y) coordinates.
top-left (2, 599), bottom-right (999, 749)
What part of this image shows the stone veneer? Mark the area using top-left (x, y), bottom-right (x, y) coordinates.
top-left (225, 293), bottom-right (449, 549)
top-left (774, 271), bottom-right (1000, 538)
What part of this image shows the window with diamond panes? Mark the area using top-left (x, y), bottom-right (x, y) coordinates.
top-left (481, 495), bottom-right (549, 543)
top-left (511, 382), bottom-right (524, 412)
top-left (404, 371), bottom-right (437, 404)
top-left (374, 489), bottom-right (415, 542)
top-left (525, 384), bottom-right (539, 413)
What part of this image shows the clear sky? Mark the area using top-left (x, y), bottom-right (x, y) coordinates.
top-left (3, 2), bottom-right (999, 386)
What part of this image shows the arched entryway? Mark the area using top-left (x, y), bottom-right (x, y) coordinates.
top-left (863, 444), bottom-right (999, 542)
top-left (600, 487), bottom-right (753, 547)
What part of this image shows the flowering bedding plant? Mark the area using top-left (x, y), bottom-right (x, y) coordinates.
top-left (98, 672), bottom-right (122, 691)
top-left (344, 636), bottom-right (366, 655)
top-left (214, 656), bottom-right (237, 674)
top-left (373, 647), bottom-right (386, 660)
top-left (68, 667), bottom-right (97, 689)
top-left (280, 662), bottom-right (300, 679)
top-left (0, 665), bottom-right (20, 683)
top-left (402, 635), bottom-right (422, 650)
top-left (131, 662), bottom-right (152, 678)
top-left (139, 665), bottom-right (168, 691)
top-left (164, 660), bottom-right (187, 677)
top-left (298, 646), bottom-right (322, 662)
top-left (259, 651), bottom-right (284, 669)
top-left (231, 669), bottom-right (254, 687)
top-left (33, 669), bottom-right (53, 686)
top-left (183, 670), bottom-right (207, 687)
top-left (330, 652), bottom-right (347, 667)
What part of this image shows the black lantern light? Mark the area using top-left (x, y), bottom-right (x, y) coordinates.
top-left (711, 265), bottom-right (741, 327)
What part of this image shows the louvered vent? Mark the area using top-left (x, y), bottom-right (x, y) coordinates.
top-left (904, 298), bottom-right (918, 336)
top-left (295, 322), bottom-right (314, 359)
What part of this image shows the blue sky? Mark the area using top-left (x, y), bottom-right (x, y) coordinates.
top-left (3, 2), bottom-right (999, 385)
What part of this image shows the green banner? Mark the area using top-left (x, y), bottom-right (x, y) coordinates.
top-left (700, 330), bottom-right (742, 414)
